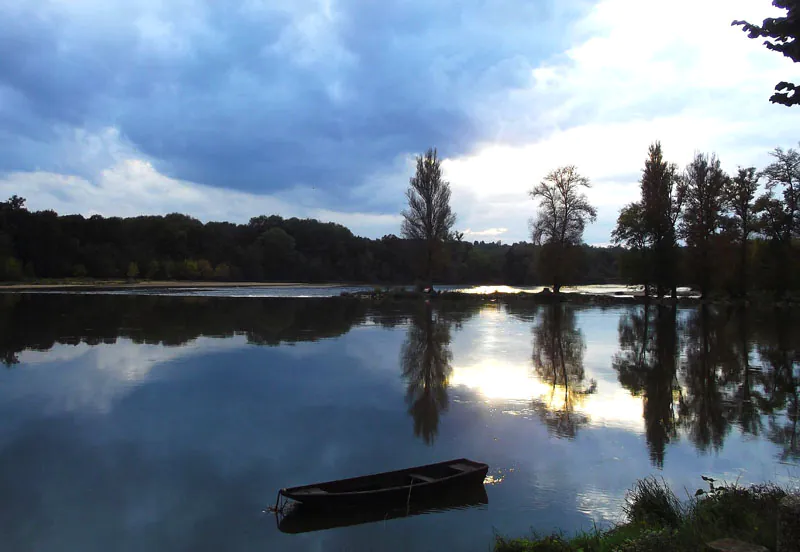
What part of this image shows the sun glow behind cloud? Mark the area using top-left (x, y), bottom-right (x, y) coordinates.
top-left (1, 0), bottom-right (797, 244)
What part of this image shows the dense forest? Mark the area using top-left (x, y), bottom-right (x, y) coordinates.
top-left (0, 195), bottom-right (620, 286)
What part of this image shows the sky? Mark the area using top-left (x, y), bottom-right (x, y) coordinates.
top-left (1, 0), bottom-right (798, 244)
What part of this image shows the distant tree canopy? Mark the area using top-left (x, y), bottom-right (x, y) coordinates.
top-left (0, 195), bottom-right (620, 286)
top-left (733, 0), bottom-right (800, 106)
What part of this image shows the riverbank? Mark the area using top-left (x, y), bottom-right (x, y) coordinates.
top-left (343, 287), bottom-right (800, 308)
top-left (0, 280), bottom-right (346, 291)
top-left (496, 477), bottom-right (797, 552)
top-left (1, 280), bottom-right (798, 307)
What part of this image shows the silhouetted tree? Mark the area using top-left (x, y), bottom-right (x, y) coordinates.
top-left (640, 143), bottom-right (684, 299)
top-left (680, 153), bottom-right (730, 298)
top-left (529, 166), bottom-right (597, 292)
top-left (612, 202), bottom-right (651, 294)
top-left (755, 145), bottom-right (800, 295)
top-left (401, 148), bottom-right (457, 286)
top-left (724, 168), bottom-right (761, 295)
top-left (0, 195), bottom-right (26, 211)
top-left (733, 1), bottom-right (800, 106)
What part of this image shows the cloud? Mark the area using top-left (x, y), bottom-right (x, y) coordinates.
top-left (463, 228), bottom-right (509, 239)
top-left (1, 0), bottom-right (798, 245)
top-left (0, 0), bottom-right (577, 205)
top-left (0, 128), bottom-right (401, 237)
top-left (441, 0), bottom-right (800, 243)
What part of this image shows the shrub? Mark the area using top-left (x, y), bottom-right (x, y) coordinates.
top-left (622, 477), bottom-right (683, 528)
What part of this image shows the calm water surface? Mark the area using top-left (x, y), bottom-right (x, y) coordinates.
top-left (0, 293), bottom-right (797, 551)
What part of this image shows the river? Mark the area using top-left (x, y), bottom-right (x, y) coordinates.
top-left (0, 291), bottom-right (796, 551)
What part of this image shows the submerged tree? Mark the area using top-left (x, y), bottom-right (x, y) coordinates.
top-left (400, 301), bottom-right (454, 445)
top-left (529, 166), bottom-right (597, 292)
top-left (680, 153), bottom-right (730, 298)
top-left (733, 1), bottom-right (800, 106)
top-left (401, 148), bottom-right (457, 286)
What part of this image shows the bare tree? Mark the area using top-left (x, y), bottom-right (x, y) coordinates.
top-left (529, 166), bottom-right (597, 292)
top-left (401, 148), bottom-right (457, 286)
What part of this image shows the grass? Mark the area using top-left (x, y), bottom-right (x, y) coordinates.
top-left (496, 477), bottom-right (791, 552)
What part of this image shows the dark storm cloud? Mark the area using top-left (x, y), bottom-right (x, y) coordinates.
top-left (0, 0), bottom-right (578, 208)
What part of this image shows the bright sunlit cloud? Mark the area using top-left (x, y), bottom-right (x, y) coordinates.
top-left (1, 0), bottom-right (797, 243)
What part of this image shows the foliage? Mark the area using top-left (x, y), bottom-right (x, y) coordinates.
top-left (623, 477), bottom-right (683, 528)
top-left (126, 261), bottom-right (140, 280)
top-left (401, 147), bottom-right (457, 284)
top-left (639, 142), bottom-right (684, 298)
top-left (733, 0), bottom-right (800, 106)
top-left (760, 145), bottom-right (800, 240)
top-left (724, 168), bottom-right (760, 295)
top-left (529, 166), bottom-right (597, 291)
top-left (680, 153), bottom-right (730, 297)
top-left (497, 478), bottom-right (792, 552)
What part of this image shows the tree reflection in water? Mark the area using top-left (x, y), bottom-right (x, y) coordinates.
top-left (530, 304), bottom-right (596, 439)
top-left (613, 304), bottom-right (682, 468)
top-left (755, 308), bottom-right (799, 462)
top-left (613, 303), bottom-right (800, 467)
top-left (400, 301), bottom-right (454, 445)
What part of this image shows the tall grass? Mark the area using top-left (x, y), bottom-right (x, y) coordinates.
top-left (495, 478), bottom-right (792, 552)
top-left (622, 477), bottom-right (683, 528)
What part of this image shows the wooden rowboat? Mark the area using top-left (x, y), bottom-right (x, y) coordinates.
top-left (277, 484), bottom-right (488, 534)
top-left (278, 458), bottom-right (488, 510)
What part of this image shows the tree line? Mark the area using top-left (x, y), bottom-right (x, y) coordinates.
top-left (612, 142), bottom-right (800, 298)
top-left (0, 192), bottom-right (620, 286)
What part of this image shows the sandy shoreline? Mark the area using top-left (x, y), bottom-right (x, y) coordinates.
top-left (0, 281), bottom-right (350, 291)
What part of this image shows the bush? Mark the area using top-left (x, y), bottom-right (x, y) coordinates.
top-left (623, 477), bottom-right (683, 528)
top-left (687, 482), bottom-right (787, 548)
top-left (1, 257), bottom-right (23, 281)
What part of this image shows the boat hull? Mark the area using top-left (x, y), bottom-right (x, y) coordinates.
top-left (279, 458), bottom-right (488, 510)
top-left (277, 485), bottom-right (488, 534)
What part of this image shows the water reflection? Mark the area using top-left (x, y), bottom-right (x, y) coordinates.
top-left (755, 309), bottom-right (799, 462)
top-left (401, 302), bottom-right (454, 445)
top-left (0, 294), bottom-right (371, 364)
top-left (612, 303), bottom-right (800, 467)
top-left (531, 304), bottom-right (596, 438)
top-left (613, 305), bottom-right (682, 467)
top-left (399, 302), bottom-right (481, 445)
top-left (277, 485), bottom-right (489, 534)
